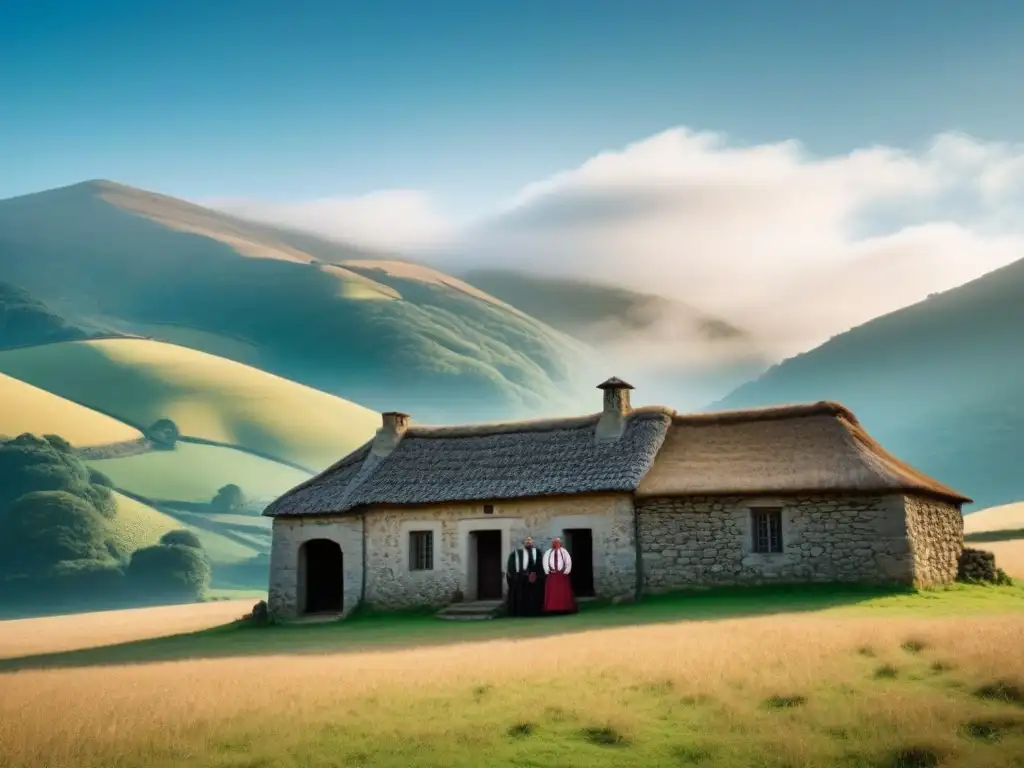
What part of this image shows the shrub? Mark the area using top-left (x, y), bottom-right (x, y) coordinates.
top-left (146, 419), bottom-right (179, 449)
top-left (160, 529), bottom-right (203, 550)
top-left (127, 543), bottom-right (211, 601)
top-left (0, 490), bottom-right (111, 576)
top-left (211, 483), bottom-right (245, 511)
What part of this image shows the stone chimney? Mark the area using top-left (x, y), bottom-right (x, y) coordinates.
top-left (596, 377), bottom-right (634, 440)
top-left (372, 411), bottom-right (410, 457)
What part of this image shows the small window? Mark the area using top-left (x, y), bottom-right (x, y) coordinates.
top-left (483, 504), bottom-right (494, 515)
top-left (751, 508), bottom-right (783, 554)
top-left (409, 530), bottom-right (434, 571)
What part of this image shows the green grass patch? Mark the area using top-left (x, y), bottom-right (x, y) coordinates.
top-left (105, 490), bottom-right (182, 552)
top-left (85, 442), bottom-right (311, 503)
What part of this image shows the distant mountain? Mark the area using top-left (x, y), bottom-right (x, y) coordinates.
top-left (0, 181), bottom-right (593, 422)
top-left (460, 269), bottom-right (746, 342)
top-left (460, 269), bottom-right (771, 409)
top-left (714, 256), bottom-right (1024, 511)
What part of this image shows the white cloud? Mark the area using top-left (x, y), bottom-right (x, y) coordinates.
top-left (217, 128), bottom-right (1024, 367)
top-left (447, 128), bottom-right (1024, 357)
top-left (208, 189), bottom-right (455, 252)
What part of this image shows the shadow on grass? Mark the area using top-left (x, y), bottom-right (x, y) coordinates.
top-left (0, 583), bottom-right (910, 672)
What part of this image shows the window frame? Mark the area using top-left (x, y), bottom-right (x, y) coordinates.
top-left (750, 507), bottom-right (784, 554)
top-left (408, 530), bottom-right (435, 571)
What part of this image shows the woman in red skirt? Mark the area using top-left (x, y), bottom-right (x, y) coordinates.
top-left (542, 537), bottom-right (577, 614)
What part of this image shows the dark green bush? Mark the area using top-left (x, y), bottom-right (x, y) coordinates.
top-left (127, 543), bottom-right (211, 601)
top-left (0, 490), bottom-right (111, 576)
top-left (160, 529), bottom-right (203, 550)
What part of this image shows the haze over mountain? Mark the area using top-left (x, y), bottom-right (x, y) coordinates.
top-left (715, 254), bottom-right (1024, 511)
top-left (0, 179), bottom-right (771, 416)
top-left (0, 180), bottom-right (596, 422)
top-left (219, 128), bottom-right (1024, 367)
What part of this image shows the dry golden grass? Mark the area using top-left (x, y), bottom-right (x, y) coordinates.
top-left (2, 603), bottom-right (1024, 767)
top-left (965, 503), bottom-right (1024, 534)
top-left (0, 600), bottom-right (252, 660)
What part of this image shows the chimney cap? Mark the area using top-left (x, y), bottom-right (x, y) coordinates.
top-left (597, 377), bottom-right (634, 390)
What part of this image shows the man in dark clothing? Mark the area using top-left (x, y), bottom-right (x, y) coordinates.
top-left (505, 536), bottom-right (546, 617)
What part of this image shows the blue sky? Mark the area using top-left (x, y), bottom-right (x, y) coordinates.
top-left (2, 0), bottom-right (1023, 218)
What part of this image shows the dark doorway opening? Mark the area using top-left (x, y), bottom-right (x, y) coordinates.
top-left (564, 528), bottom-right (595, 597)
top-left (303, 539), bottom-right (344, 613)
top-left (474, 530), bottom-right (503, 600)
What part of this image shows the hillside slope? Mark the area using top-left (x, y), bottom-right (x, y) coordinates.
top-left (0, 180), bottom-right (592, 422)
top-left (0, 338), bottom-right (379, 471)
top-left (460, 268), bottom-right (771, 408)
top-left (0, 372), bottom-right (142, 446)
top-left (714, 256), bottom-right (1024, 511)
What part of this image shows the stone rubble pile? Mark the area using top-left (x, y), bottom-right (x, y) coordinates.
top-left (957, 548), bottom-right (999, 583)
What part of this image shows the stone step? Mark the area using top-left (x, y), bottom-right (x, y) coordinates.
top-left (435, 600), bottom-right (504, 621)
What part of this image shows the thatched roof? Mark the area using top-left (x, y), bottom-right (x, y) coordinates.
top-left (263, 407), bottom-right (673, 517)
top-left (636, 401), bottom-right (971, 503)
top-left (264, 399), bottom-right (970, 518)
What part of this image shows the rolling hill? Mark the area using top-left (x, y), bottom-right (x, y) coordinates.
top-left (713, 255), bottom-right (1024, 511)
top-left (0, 180), bottom-right (594, 423)
top-left (0, 282), bottom-right (95, 348)
top-left (964, 503), bottom-right (1024, 535)
top-left (0, 372), bottom-right (142, 446)
top-left (0, 337), bottom-right (379, 471)
top-left (86, 443), bottom-right (312, 504)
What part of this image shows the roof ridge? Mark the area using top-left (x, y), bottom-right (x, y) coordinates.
top-left (405, 406), bottom-right (674, 438)
top-left (675, 400), bottom-right (858, 426)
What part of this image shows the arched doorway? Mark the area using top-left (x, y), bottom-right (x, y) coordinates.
top-left (301, 539), bottom-right (344, 614)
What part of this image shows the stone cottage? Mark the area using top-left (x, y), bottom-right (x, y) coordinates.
top-left (263, 378), bottom-right (969, 619)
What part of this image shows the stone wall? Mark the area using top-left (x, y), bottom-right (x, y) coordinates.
top-left (904, 494), bottom-right (963, 586)
top-left (363, 494), bottom-right (637, 610)
top-left (268, 516), bottom-right (364, 620)
top-left (636, 494), bottom-right (915, 591)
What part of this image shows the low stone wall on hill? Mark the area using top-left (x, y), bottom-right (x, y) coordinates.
top-left (76, 437), bottom-right (153, 460)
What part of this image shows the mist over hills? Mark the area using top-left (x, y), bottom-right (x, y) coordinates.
top-left (715, 255), bottom-right (1024, 511)
top-left (0, 180), bottom-right (767, 418)
top-left (0, 181), bottom-right (591, 422)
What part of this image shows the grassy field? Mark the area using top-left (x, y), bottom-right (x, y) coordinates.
top-left (965, 502), bottom-right (1024, 579)
top-left (104, 492), bottom-right (262, 565)
top-left (106, 491), bottom-right (183, 552)
top-left (0, 371), bottom-right (142, 446)
top-left (966, 503), bottom-right (1024, 534)
top-left (0, 337), bottom-right (380, 470)
top-left (1, 584), bottom-right (1023, 768)
top-left (85, 441), bottom-right (311, 503)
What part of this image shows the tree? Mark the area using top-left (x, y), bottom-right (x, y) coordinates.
top-left (0, 490), bottom-right (112, 577)
top-left (127, 543), bottom-right (211, 601)
top-left (160, 529), bottom-right (203, 550)
top-left (0, 433), bottom-right (117, 518)
top-left (211, 483), bottom-right (245, 511)
top-left (146, 419), bottom-right (179, 449)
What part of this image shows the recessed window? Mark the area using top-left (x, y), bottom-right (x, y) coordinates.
top-left (484, 504), bottom-right (494, 515)
top-left (751, 508), bottom-right (783, 554)
top-left (409, 530), bottom-right (434, 571)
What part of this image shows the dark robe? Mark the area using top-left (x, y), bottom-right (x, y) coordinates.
top-left (505, 546), bottom-right (545, 617)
